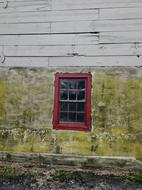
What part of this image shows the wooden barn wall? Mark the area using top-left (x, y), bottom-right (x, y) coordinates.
top-left (0, 1), bottom-right (142, 158)
top-left (0, 0), bottom-right (142, 67)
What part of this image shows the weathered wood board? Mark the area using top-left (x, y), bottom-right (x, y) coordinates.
top-left (0, 9), bottom-right (99, 23)
top-left (48, 56), bottom-right (142, 67)
top-left (52, 0), bottom-right (142, 10)
top-left (0, 7), bottom-right (142, 24)
top-left (0, 43), bottom-right (141, 57)
top-left (1, 32), bottom-right (142, 46)
top-left (1, 0), bottom-right (142, 13)
top-left (0, 34), bottom-right (99, 46)
top-left (1, 56), bottom-right (142, 67)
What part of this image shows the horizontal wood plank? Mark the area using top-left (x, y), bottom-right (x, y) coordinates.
top-left (1, 0), bottom-right (142, 13)
top-left (100, 7), bottom-right (142, 20)
top-left (51, 19), bottom-right (142, 33)
top-left (0, 57), bottom-right (49, 67)
top-left (74, 44), bottom-right (142, 56)
top-left (52, 0), bottom-right (142, 10)
top-left (0, 21), bottom-right (92, 34)
top-left (100, 31), bottom-right (142, 44)
top-left (90, 19), bottom-right (142, 32)
top-left (0, 23), bottom-right (51, 34)
top-left (0, 56), bottom-right (141, 67)
top-left (0, 9), bottom-right (99, 24)
top-left (1, 31), bottom-right (142, 46)
top-left (49, 56), bottom-right (142, 67)
top-left (0, 45), bottom-right (73, 56)
top-left (1, 19), bottom-right (142, 35)
top-left (0, 34), bottom-right (99, 46)
top-left (0, 7), bottom-right (142, 24)
top-left (1, 43), bottom-right (142, 57)
top-left (0, 0), bottom-right (51, 13)
top-left (51, 21), bottom-right (93, 34)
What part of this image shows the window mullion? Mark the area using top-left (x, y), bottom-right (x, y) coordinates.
top-left (67, 80), bottom-right (69, 122)
top-left (75, 80), bottom-right (78, 122)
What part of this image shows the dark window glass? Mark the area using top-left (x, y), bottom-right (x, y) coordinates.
top-left (77, 102), bottom-right (85, 112)
top-left (61, 80), bottom-right (68, 89)
top-left (61, 102), bottom-right (68, 111)
top-left (69, 80), bottom-right (76, 89)
top-left (69, 102), bottom-right (76, 112)
top-left (60, 90), bottom-right (68, 100)
top-left (77, 90), bottom-right (85, 100)
top-left (77, 113), bottom-right (84, 122)
top-left (60, 112), bottom-right (68, 122)
top-left (69, 112), bottom-right (76, 122)
top-left (78, 80), bottom-right (85, 89)
top-left (69, 90), bottom-right (76, 100)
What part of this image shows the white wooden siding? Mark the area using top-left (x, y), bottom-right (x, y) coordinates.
top-left (0, 0), bottom-right (142, 67)
top-left (1, 20), bottom-right (142, 35)
top-left (1, 56), bottom-right (141, 68)
top-left (1, 44), bottom-right (142, 57)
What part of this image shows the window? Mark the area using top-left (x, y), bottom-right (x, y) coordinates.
top-left (53, 73), bottom-right (91, 131)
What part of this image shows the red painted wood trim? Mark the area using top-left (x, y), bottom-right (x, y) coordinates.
top-left (53, 72), bottom-right (92, 132)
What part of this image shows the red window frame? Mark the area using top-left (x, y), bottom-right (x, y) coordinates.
top-left (53, 73), bottom-right (92, 131)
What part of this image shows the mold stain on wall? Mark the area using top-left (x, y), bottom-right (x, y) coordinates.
top-left (0, 68), bottom-right (142, 160)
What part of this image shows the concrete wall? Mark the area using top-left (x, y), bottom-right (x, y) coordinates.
top-left (0, 68), bottom-right (142, 159)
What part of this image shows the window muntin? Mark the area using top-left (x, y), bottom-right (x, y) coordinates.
top-left (53, 73), bottom-right (91, 131)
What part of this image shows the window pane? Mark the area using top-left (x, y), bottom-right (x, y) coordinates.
top-left (78, 80), bottom-right (85, 89)
top-left (60, 80), bottom-right (68, 89)
top-left (77, 113), bottom-right (84, 122)
top-left (60, 112), bottom-right (68, 122)
top-left (60, 90), bottom-right (68, 100)
top-left (69, 102), bottom-right (76, 112)
top-left (69, 80), bottom-right (76, 89)
top-left (69, 112), bottom-right (76, 122)
top-left (61, 102), bottom-right (68, 111)
top-left (69, 90), bottom-right (76, 100)
top-left (77, 102), bottom-right (85, 112)
top-left (77, 90), bottom-right (85, 100)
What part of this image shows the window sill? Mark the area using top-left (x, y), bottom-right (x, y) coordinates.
top-left (53, 123), bottom-right (91, 132)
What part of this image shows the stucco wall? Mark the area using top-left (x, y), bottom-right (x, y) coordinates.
top-left (0, 67), bottom-right (142, 159)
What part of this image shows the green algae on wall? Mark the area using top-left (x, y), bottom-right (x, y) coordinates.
top-left (0, 68), bottom-right (142, 159)
top-left (0, 80), bottom-right (8, 125)
top-left (91, 70), bottom-right (142, 159)
top-left (0, 69), bottom-right (53, 129)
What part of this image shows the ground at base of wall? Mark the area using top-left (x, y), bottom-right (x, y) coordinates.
top-left (0, 161), bottom-right (142, 190)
